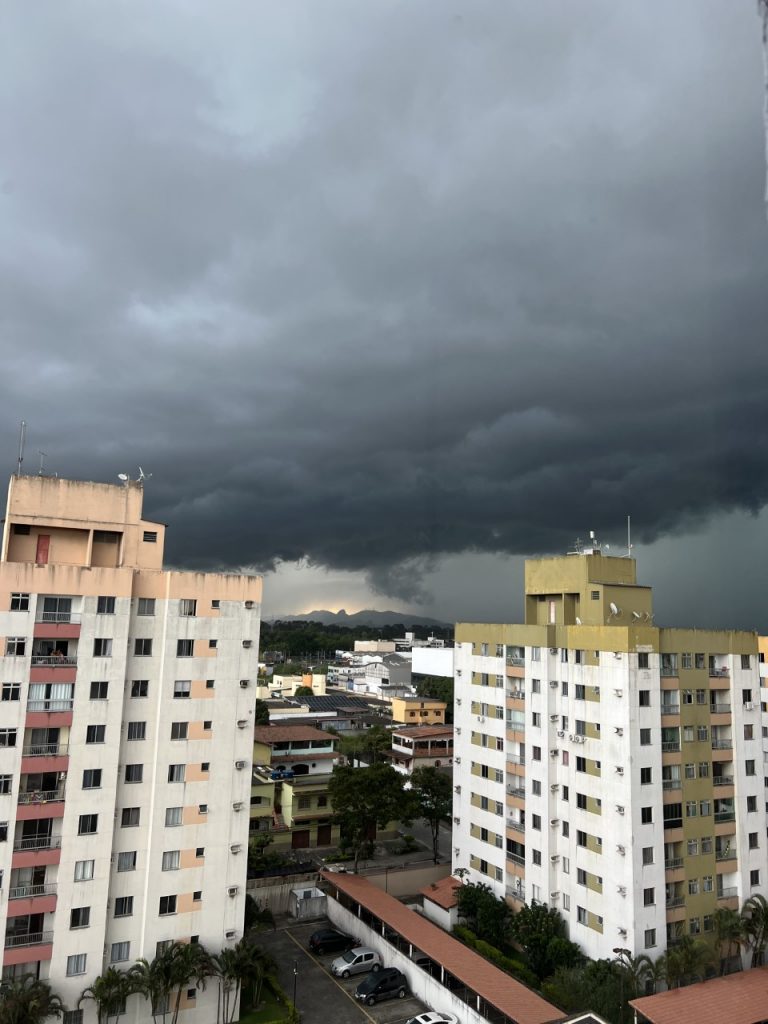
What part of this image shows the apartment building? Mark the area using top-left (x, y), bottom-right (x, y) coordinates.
top-left (0, 474), bottom-right (261, 1023)
top-left (431, 547), bottom-right (766, 962)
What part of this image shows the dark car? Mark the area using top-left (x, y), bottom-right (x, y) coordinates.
top-left (308, 928), bottom-right (356, 955)
top-left (355, 968), bottom-right (408, 1006)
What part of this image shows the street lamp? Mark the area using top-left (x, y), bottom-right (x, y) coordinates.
top-left (292, 959), bottom-right (298, 1011)
top-left (613, 947), bottom-right (631, 1024)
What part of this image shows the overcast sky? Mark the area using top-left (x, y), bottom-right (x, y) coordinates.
top-left (3, 2), bottom-right (768, 627)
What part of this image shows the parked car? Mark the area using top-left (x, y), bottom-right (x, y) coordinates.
top-left (331, 947), bottom-right (381, 978)
top-left (355, 968), bottom-right (408, 1005)
top-left (308, 929), bottom-right (356, 955)
top-left (406, 1014), bottom-right (459, 1024)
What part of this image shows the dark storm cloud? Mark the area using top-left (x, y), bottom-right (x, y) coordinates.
top-left (2, 1), bottom-right (768, 600)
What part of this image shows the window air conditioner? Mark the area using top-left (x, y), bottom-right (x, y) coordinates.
top-left (618, 927), bottom-right (627, 938)
top-left (549, 680), bottom-right (558, 688)
top-left (617, 886), bottom-right (627, 896)
top-left (616, 805), bottom-right (625, 815)
top-left (615, 766), bottom-right (624, 775)
top-left (550, 891), bottom-right (560, 899)
top-left (550, 749), bottom-right (559, 757)
top-left (454, 847), bottom-right (461, 856)
top-left (454, 785), bottom-right (461, 794)
top-left (614, 689), bottom-right (623, 697)
top-left (557, 730), bottom-right (565, 738)
top-left (232, 801), bottom-right (243, 811)
top-left (227, 886), bottom-right (239, 897)
top-left (550, 783), bottom-right (559, 792)
top-left (616, 845), bottom-right (625, 855)
top-left (225, 930), bottom-right (236, 939)
top-left (239, 679), bottom-right (250, 688)
top-left (198, 804), bottom-right (208, 814)
top-left (242, 640), bottom-right (253, 648)
top-left (235, 760), bottom-right (247, 770)
top-left (455, 757), bottom-right (461, 764)
top-left (230, 844), bottom-right (242, 854)
top-left (549, 818), bottom-right (559, 827)
top-left (245, 600), bottom-right (254, 608)
top-left (453, 816), bottom-right (461, 825)
top-left (550, 713), bottom-right (558, 722)
top-left (614, 727), bottom-right (623, 735)
top-left (550, 854), bottom-right (560, 863)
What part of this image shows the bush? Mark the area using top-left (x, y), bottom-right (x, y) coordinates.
top-left (453, 925), bottom-right (539, 989)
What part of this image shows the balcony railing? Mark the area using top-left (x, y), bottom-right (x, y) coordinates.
top-left (718, 887), bottom-right (738, 900)
top-left (506, 656), bottom-right (525, 668)
top-left (506, 852), bottom-right (525, 866)
top-left (665, 857), bottom-right (684, 869)
top-left (30, 655), bottom-right (77, 667)
top-left (507, 785), bottom-right (525, 798)
top-left (666, 896), bottom-right (685, 909)
top-left (661, 741), bottom-right (680, 752)
top-left (661, 705), bottom-right (680, 716)
top-left (712, 740), bottom-right (733, 750)
top-left (713, 777), bottom-right (734, 787)
top-left (21, 743), bottom-right (68, 758)
top-left (36, 612), bottom-right (80, 624)
top-left (8, 882), bottom-right (57, 900)
top-left (18, 788), bottom-right (66, 805)
top-left (662, 780), bottom-right (682, 791)
top-left (660, 666), bottom-right (678, 678)
top-left (663, 818), bottom-right (683, 831)
top-left (710, 704), bottom-right (731, 714)
top-left (506, 883), bottom-right (526, 902)
top-left (507, 690), bottom-right (525, 700)
top-left (4, 931), bottom-right (53, 949)
top-left (716, 846), bottom-right (737, 861)
top-left (507, 755), bottom-right (525, 766)
top-left (507, 819), bottom-right (525, 833)
top-left (12, 835), bottom-right (61, 852)
top-left (714, 811), bottom-right (735, 823)
top-left (709, 668), bottom-right (730, 678)
top-left (26, 700), bottom-right (74, 713)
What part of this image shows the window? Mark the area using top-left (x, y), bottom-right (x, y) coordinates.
top-left (127, 721), bottom-right (146, 741)
top-left (562, 893), bottom-right (571, 911)
top-left (173, 680), bottom-right (191, 699)
top-left (577, 830), bottom-right (587, 847)
top-left (5, 638), bottom-right (25, 656)
top-left (682, 690), bottom-right (693, 704)
top-left (701, 836), bottom-right (713, 854)
top-left (70, 907), bottom-right (90, 929)
top-left (681, 653), bottom-right (692, 669)
top-left (67, 954), bottom-right (87, 976)
top-left (642, 847), bottom-right (654, 865)
top-left (575, 719), bottom-right (586, 736)
top-left (702, 875), bottom-right (713, 893)
top-left (162, 850), bottom-right (180, 871)
top-left (575, 684), bottom-right (586, 700)
top-left (137, 597), bottom-right (155, 616)
top-left (0, 775), bottom-right (10, 795)
top-left (699, 761), bottom-right (710, 778)
top-left (695, 652), bottom-right (705, 669)
top-left (143, 531), bottom-right (158, 543)
top-left (74, 860), bottom-right (94, 882)
top-left (168, 764), bottom-right (185, 783)
top-left (203, 720), bottom-right (212, 731)
top-left (641, 807), bottom-right (653, 824)
top-left (748, 795), bottom-right (757, 812)
top-left (117, 851), bottom-right (137, 872)
top-left (86, 725), bottom-right (105, 744)
top-left (751, 869), bottom-right (761, 887)
top-left (687, 839), bottom-right (699, 856)
top-left (591, 590), bottom-right (599, 600)
top-left (93, 638), bottom-right (112, 657)
top-left (685, 802), bottom-right (697, 818)
top-left (562, 785), bottom-right (569, 801)
top-left (114, 896), bottom-right (133, 917)
top-left (696, 689), bottom-right (706, 704)
top-left (97, 596), bottom-right (115, 614)
top-left (177, 639), bottom-right (193, 657)
top-left (577, 868), bottom-right (587, 885)
top-left (131, 680), bottom-right (148, 698)
top-left (0, 729), bottom-right (17, 748)
top-left (640, 728), bottom-right (651, 746)
top-left (10, 592), bottom-right (29, 611)
top-left (532, 850), bottom-right (541, 866)
top-left (82, 769), bottom-right (102, 789)
top-left (745, 724), bottom-right (754, 740)
top-left (577, 906), bottom-right (587, 925)
top-left (165, 806), bottom-right (183, 827)
top-left (576, 793), bottom-right (587, 809)
top-left (195, 847), bottom-right (205, 858)
top-left (685, 763), bottom-right (696, 779)
top-left (688, 879), bottom-right (699, 895)
top-left (697, 725), bottom-right (708, 741)
top-left (562, 821), bottom-right (570, 838)
top-left (212, 599), bottom-right (220, 609)
top-left (683, 726), bottom-right (694, 742)
top-left (63, 1013), bottom-right (84, 1024)
top-left (179, 599), bottom-right (197, 617)
top-left (159, 895), bottom-right (177, 916)
top-left (532, 814), bottom-right (541, 831)
top-left (111, 942), bottom-right (130, 963)
top-left (170, 722), bottom-right (188, 740)
top-left (124, 764), bottom-right (143, 784)
top-left (746, 759), bottom-right (756, 777)
top-left (531, 678), bottom-right (541, 694)
top-left (576, 756), bottom-right (586, 773)
top-left (690, 918), bottom-right (701, 935)
top-left (638, 652), bottom-right (649, 669)
top-left (121, 808), bottom-right (140, 828)
top-left (640, 767), bottom-right (652, 785)
top-left (78, 814), bottom-right (98, 835)
top-left (532, 746), bottom-right (541, 762)
top-left (134, 638), bottom-right (152, 657)
top-left (532, 780), bottom-right (541, 796)
top-left (1, 683), bottom-right (20, 701)
top-left (531, 712), bottom-right (540, 727)
top-left (89, 680), bottom-right (108, 700)
top-left (699, 800), bottom-right (710, 817)
top-left (193, 890), bottom-right (202, 902)
top-left (644, 929), bottom-right (656, 949)
top-left (206, 679), bottom-right (215, 690)
top-left (749, 832), bottom-right (759, 850)
top-left (639, 690), bottom-right (650, 707)
top-left (209, 639), bottom-right (218, 649)
top-left (742, 654), bottom-right (751, 670)
top-left (643, 887), bottom-right (655, 906)
top-left (561, 680), bottom-right (569, 696)
top-left (743, 688), bottom-right (753, 704)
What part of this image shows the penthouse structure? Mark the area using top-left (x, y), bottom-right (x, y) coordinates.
top-left (0, 474), bottom-right (261, 1022)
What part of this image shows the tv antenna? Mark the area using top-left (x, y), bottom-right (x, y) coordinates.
top-left (137, 467), bottom-right (152, 483)
top-left (37, 450), bottom-right (47, 476)
top-left (16, 420), bottom-right (26, 476)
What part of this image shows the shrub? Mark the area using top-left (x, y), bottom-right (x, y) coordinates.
top-left (453, 925), bottom-right (539, 988)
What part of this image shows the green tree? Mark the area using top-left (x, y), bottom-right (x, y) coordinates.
top-left (328, 763), bottom-right (409, 871)
top-left (410, 766), bottom-right (452, 863)
top-left (542, 959), bottom-right (624, 1023)
top-left (742, 893), bottom-right (768, 967)
top-left (0, 975), bottom-right (64, 1024)
top-left (509, 900), bottom-right (582, 982)
top-left (253, 699), bottom-right (270, 726)
top-left (131, 942), bottom-right (209, 1024)
top-left (414, 677), bottom-right (454, 723)
top-left (456, 882), bottom-right (513, 950)
top-left (339, 725), bottom-right (392, 766)
top-left (212, 941), bottom-right (275, 1023)
top-left (661, 936), bottom-right (711, 988)
top-left (79, 968), bottom-right (136, 1024)
top-left (713, 907), bottom-right (744, 974)
top-left (169, 942), bottom-right (211, 1023)
top-left (612, 949), bottom-right (655, 1000)
top-left (294, 685), bottom-right (314, 696)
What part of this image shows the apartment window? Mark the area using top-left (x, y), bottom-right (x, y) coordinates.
top-left (642, 847), bottom-right (654, 865)
top-left (687, 839), bottom-right (699, 856)
top-left (690, 918), bottom-right (701, 935)
top-left (703, 915), bottom-right (714, 933)
top-left (159, 895), bottom-right (177, 916)
top-left (117, 851), bottom-right (137, 872)
top-left (209, 639), bottom-right (218, 649)
top-left (111, 942), bottom-right (130, 963)
top-left (695, 653), bottom-right (705, 669)
top-left (63, 1013), bottom-right (84, 1024)
top-left (575, 720), bottom-right (586, 736)
top-left (749, 832), bottom-right (759, 850)
top-left (1, 683), bottom-right (20, 701)
top-left (97, 596), bottom-right (116, 614)
top-left (177, 639), bottom-right (194, 657)
top-left (532, 814), bottom-right (541, 831)
top-left (577, 830), bottom-right (587, 847)
top-left (124, 764), bottom-right (143, 784)
top-left (162, 850), bottom-right (180, 871)
top-left (561, 680), bottom-right (569, 696)
top-left (193, 890), bottom-right (202, 902)
top-left (681, 653), bottom-right (692, 669)
top-left (531, 678), bottom-right (541, 694)
top-left (532, 780), bottom-right (541, 796)
top-left (639, 690), bottom-right (650, 707)
top-left (165, 807), bottom-right (183, 827)
top-left (206, 679), bottom-right (215, 689)
top-left (682, 690), bottom-right (693, 705)
top-left (195, 847), bottom-right (205, 858)
top-left (643, 887), bottom-right (655, 906)
top-left (531, 712), bottom-right (541, 727)
top-left (532, 850), bottom-right (541, 866)
top-left (179, 599), bottom-right (197, 617)
top-left (562, 785), bottom-right (569, 801)
top-left (200, 761), bottom-right (210, 773)
top-left (0, 729), bottom-right (17, 748)
top-left (685, 802), bottom-right (697, 818)
top-left (69, 907), bottom-right (90, 931)
top-left (78, 814), bottom-right (98, 835)
top-left (742, 654), bottom-right (751, 670)
top-left (745, 724), bottom-right (754, 740)
top-left (701, 836), bottom-right (713, 854)
top-left (561, 715), bottom-right (569, 731)
top-left (644, 929), bottom-right (656, 949)
top-left (89, 680), bottom-right (108, 700)
top-left (641, 807), bottom-right (653, 824)
top-left (576, 793), bottom-right (587, 810)
top-left (688, 879), bottom-right (699, 895)
top-left (751, 869), bottom-right (761, 887)
top-left (5, 638), bottom-right (25, 656)
top-left (10, 592), bottom-right (30, 611)
top-left (696, 689), bottom-right (706, 705)
top-left (143, 531), bottom-right (158, 543)
top-left (748, 795), bottom-right (757, 812)
top-left (697, 725), bottom-right (708, 741)
top-left (638, 652), bottom-right (649, 669)
top-left (93, 638), bottom-right (112, 657)
top-left (562, 821), bottom-right (570, 838)
top-left (134, 638), bottom-right (152, 657)
top-left (67, 954), bottom-right (87, 976)
top-left (114, 896), bottom-right (133, 917)
top-left (131, 680), bottom-right (148, 698)
top-left (168, 764), bottom-right (185, 783)
top-left (703, 875), bottom-right (713, 893)
top-left (0, 775), bottom-right (11, 795)
top-left (576, 757), bottom-right (586, 773)
top-left (127, 721), bottom-right (146, 741)
top-left (82, 769), bottom-right (102, 789)
top-left (577, 906), bottom-right (587, 925)
top-left (137, 598), bottom-right (155, 616)
top-left (171, 722), bottom-right (188, 741)
top-left (640, 728), bottom-right (651, 746)
top-left (86, 725), bottom-right (105, 744)
top-left (746, 759), bottom-right (756, 777)
top-left (173, 680), bottom-right (191, 699)
top-left (683, 726), bottom-right (694, 742)
top-left (74, 860), bottom-right (94, 882)
top-left (743, 688), bottom-right (753, 704)
top-left (699, 762), bottom-right (710, 778)
top-left (699, 800), bottom-right (711, 817)
top-left (562, 893), bottom-right (571, 911)
top-left (685, 763), bottom-right (695, 779)
top-left (577, 868), bottom-right (587, 886)
top-left (640, 767), bottom-right (652, 785)
top-left (121, 808), bottom-right (140, 828)
top-left (575, 684), bottom-right (586, 700)
top-left (532, 746), bottom-right (541, 762)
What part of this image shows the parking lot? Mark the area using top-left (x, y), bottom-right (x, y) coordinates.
top-left (257, 919), bottom-right (430, 1024)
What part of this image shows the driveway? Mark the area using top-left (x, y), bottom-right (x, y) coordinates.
top-left (257, 920), bottom-right (428, 1024)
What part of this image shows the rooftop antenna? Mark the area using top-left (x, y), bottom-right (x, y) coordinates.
top-left (37, 450), bottom-right (47, 476)
top-left (626, 515), bottom-right (632, 559)
top-left (16, 420), bottom-right (26, 476)
top-left (137, 466), bottom-right (152, 483)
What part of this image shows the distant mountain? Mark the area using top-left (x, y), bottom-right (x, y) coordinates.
top-left (273, 608), bottom-right (451, 628)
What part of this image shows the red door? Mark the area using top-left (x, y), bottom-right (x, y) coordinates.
top-left (35, 535), bottom-right (50, 564)
top-left (317, 824), bottom-right (332, 845)
top-left (291, 830), bottom-right (310, 850)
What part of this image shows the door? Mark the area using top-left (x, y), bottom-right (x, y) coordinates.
top-left (35, 535), bottom-right (50, 565)
top-left (317, 824), bottom-right (332, 845)
top-left (291, 829), bottom-right (310, 850)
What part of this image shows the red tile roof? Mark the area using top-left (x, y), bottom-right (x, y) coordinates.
top-left (321, 871), bottom-right (561, 1024)
top-left (392, 726), bottom-right (454, 738)
top-left (630, 966), bottom-right (768, 1024)
top-left (253, 726), bottom-right (332, 744)
top-left (420, 875), bottom-right (461, 910)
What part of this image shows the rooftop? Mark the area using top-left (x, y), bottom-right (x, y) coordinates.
top-left (393, 725), bottom-right (454, 739)
top-left (253, 726), bottom-right (333, 744)
top-left (630, 965), bottom-right (768, 1024)
top-left (394, 695), bottom-right (446, 705)
top-left (420, 875), bottom-right (461, 909)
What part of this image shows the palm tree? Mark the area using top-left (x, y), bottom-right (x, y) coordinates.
top-left (713, 907), bottom-right (744, 974)
top-left (130, 946), bottom-right (179, 1023)
top-left (168, 942), bottom-right (212, 1024)
top-left (667, 935), bottom-right (712, 987)
top-left (0, 974), bottom-right (64, 1024)
top-left (613, 951), bottom-right (654, 999)
top-left (212, 940), bottom-right (275, 1024)
top-left (78, 968), bottom-right (135, 1024)
top-left (742, 894), bottom-right (768, 967)
top-left (644, 955), bottom-right (666, 995)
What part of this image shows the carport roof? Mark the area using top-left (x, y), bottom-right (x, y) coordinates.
top-left (320, 871), bottom-right (562, 1024)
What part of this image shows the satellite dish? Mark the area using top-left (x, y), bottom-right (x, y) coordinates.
top-left (609, 602), bottom-right (620, 616)
top-left (118, 473), bottom-right (129, 482)
top-left (632, 611), bottom-right (641, 620)
top-left (575, 617), bottom-right (582, 625)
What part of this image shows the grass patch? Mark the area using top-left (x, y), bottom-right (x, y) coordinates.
top-left (239, 988), bottom-right (289, 1024)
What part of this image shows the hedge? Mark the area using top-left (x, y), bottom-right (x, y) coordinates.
top-left (453, 925), bottom-right (539, 989)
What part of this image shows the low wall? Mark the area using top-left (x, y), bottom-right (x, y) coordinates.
top-left (246, 871), bottom-right (320, 914)
top-left (360, 861), bottom-right (451, 898)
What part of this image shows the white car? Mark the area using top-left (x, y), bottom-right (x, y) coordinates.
top-left (405, 1014), bottom-right (459, 1024)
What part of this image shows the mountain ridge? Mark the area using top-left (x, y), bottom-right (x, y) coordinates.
top-left (268, 607), bottom-right (450, 628)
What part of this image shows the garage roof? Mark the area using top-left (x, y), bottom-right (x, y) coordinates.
top-left (630, 966), bottom-right (768, 1024)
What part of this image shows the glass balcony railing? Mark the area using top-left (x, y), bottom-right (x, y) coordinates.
top-left (507, 819), bottom-right (525, 833)
top-left (712, 740), bottom-right (733, 750)
top-left (26, 699), bottom-right (74, 713)
top-left (713, 776), bottom-right (734, 787)
top-left (716, 846), bottom-right (736, 861)
top-left (661, 741), bottom-right (680, 752)
top-left (718, 887), bottom-right (738, 900)
top-left (666, 896), bottom-right (685, 909)
top-left (710, 704), bottom-right (731, 714)
top-left (664, 857), bottom-right (684, 869)
top-left (662, 779), bottom-right (682, 790)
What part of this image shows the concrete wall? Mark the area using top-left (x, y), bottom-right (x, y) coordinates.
top-left (361, 862), bottom-right (451, 898)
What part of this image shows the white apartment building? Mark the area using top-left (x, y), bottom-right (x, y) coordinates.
top-left (0, 474), bottom-right (261, 1022)
top-left (416, 548), bottom-right (767, 963)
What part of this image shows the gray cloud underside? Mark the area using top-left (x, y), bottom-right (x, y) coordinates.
top-left (2, 1), bottom-right (768, 599)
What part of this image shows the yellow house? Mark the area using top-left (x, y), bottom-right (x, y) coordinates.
top-left (391, 694), bottom-right (446, 726)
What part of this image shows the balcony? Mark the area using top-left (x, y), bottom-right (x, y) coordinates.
top-left (665, 857), bottom-right (683, 870)
top-left (661, 705), bottom-right (680, 716)
top-left (18, 788), bottom-right (65, 806)
top-left (506, 656), bottom-right (525, 668)
top-left (662, 780), bottom-right (682, 791)
top-left (506, 852), bottom-right (525, 866)
top-left (506, 883), bottom-right (526, 902)
top-left (660, 665), bottom-right (678, 678)
top-left (666, 896), bottom-right (685, 909)
top-left (30, 656), bottom-right (77, 668)
top-left (21, 743), bottom-right (68, 759)
top-left (713, 776), bottom-right (734, 787)
top-left (507, 689), bottom-right (525, 700)
top-left (712, 740), bottom-right (733, 750)
top-left (35, 611), bottom-right (80, 624)
top-left (507, 784), bottom-right (525, 798)
top-left (718, 887), bottom-right (738, 901)
top-left (710, 704), bottom-right (731, 714)
top-left (4, 931), bottom-right (54, 949)
top-left (12, 836), bottom-right (61, 853)
top-left (507, 819), bottom-right (525, 833)
top-left (709, 667), bottom-right (730, 678)
top-left (716, 846), bottom-right (737, 862)
top-left (507, 755), bottom-right (525, 766)
top-left (661, 741), bottom-right (681, 753)
top-left (8, 883), bottom-right (57, 901)
top-left (714, 811), bottom-right (735, 824)
top-left (663, 818), bottom-right (683, 831)
top-left (26, 699), bottom-right (74, 713)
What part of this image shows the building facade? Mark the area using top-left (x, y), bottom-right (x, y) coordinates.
top-left (0, 475), bottom-right (261, 1022)
top-left (442, 548), bottom-right (766, 962)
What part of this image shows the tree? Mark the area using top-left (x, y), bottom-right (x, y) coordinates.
top-left (509, 900), bottom-right (582, 982)
top-left (0, 975), bottom-right (64, 1024)
top-left (542, 959), bottom-right (624, 1022)
top-left (612, 949), bottom-right (655, 1000)
top-left (339, 725), bottom-right (392, 767)
top-left (79, 968), bottom-right (136, 1024)
top-left (713, 907), bottom-right (744, 974)
top-left (294, 686), bottom-right (314, 696)
top-left (253, 700), bottom-right (270, 726)
top-left (414, 677), bottom-right (454, 723)
top-left (328, 763), bottom-right (410, 871)
top-left (661, 936), bottom-right (711, 989)
top-left (742, 894), bottom-right (768, 967)
top-left (456, 882), bottom-right (513, 951)
top-left (212, 940), bottom-right (275, 1024)
top-left (410, 766), bottom-right (452, 863)
top-left (168, 942), bottom-right (211, 1024)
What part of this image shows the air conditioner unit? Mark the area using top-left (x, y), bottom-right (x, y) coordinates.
top-left (239, 679), bottom-right (250, 688)
top-left (618, 927), bottom-right (627, 938)
top-left (617, 886), bottom-right (627, 896)
top-left (245, 600), bottom-right (254, 609)
top-left (550, 818), bottom-right (559, 827)
top-left (243, 640), bottom-right (253, 649)
top-left (614, 653), bottom-right (622, 660)
top-left (744, 702), bottom-right (755, 711)
top-left (232, 801), bottom-right (243, 811)
top-left (556, 730), bottom-right (565, 738)
top-left (550, 854), bottom-right (560, 863)
top-left (550, 783), bottom-right (559, 792)
top-left (550, 890), bottom-right (560, 899)
top-left (615, 766), bottom-right (624, 775)
top-left (225, 929), bottom-right (236, 939)
top-left (616, 805), bottom-right (625, 815)
top-left (550, 648), bottom-right (558, 655)
top-left (456, 697), bottom-right (462, 705)
top-left (568, 734), bottom-right (575, 742)
top-left (549, 680), bottom-right (558, 688)
top-left (454, 785), bottom-right (461, 794)
top-left (455, 727), bottom-right (462, 735)
top-left (614, 727), bottom-right (623, 736)
top-left (616, 845), bottom-right (625, 855)
top-left (550, 749), bottom-right (559, 757)
top-left (454, 847), bottom-right (461, 856)
top-left (230, 843), bottom-right (242, 854)
top-left (453, 816), bottom-right (461, 825)
top-left (550, 713), bottom-right (558, 722)
top-left (227, 886), bottom-right (239, 897)
top-left (456, 670), bottom-right (462, 677)
top-left (237, 720), bottom-right (248, 729)
top-left (477, 716), bottom-right (485, 723)
top-left (235, 760), bottom-right (247, 770)
top-left (455, 757), bottom-right (461, 764)
top-left (614, 689), bottom-right (623, 697)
